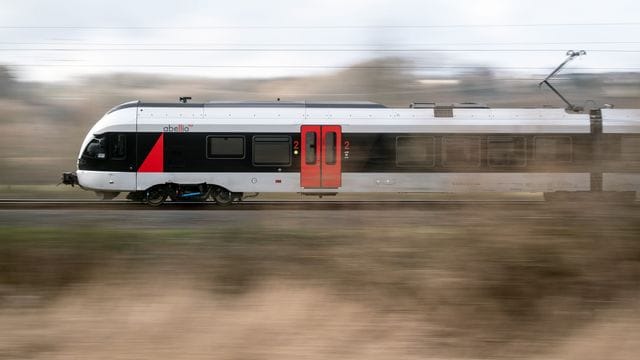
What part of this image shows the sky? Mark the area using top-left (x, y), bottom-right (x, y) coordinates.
top-left (0, 0), bottom-right (639, 82)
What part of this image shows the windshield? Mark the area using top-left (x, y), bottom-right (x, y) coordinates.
top-left (83, 136), bottom-right (106, 159)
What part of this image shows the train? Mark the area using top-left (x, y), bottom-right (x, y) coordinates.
top-left (62, 99), bottom-right (640, 205)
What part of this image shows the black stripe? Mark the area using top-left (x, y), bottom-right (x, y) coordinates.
top-left (79, 131), bottom-right (640, 174)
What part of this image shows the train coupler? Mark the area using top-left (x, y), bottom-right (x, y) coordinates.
top-left (61, 172), bottom-right (79, 187)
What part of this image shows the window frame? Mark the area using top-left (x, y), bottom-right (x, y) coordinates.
top-left (533, 136), bottom-right (573, 163)
top-left (395, 136), bottom-right (436, 167)
top-left (487, 136), bottom-right (527, 168)
top-left (325, 131), bottom-right (337, 165)
top-left (206, 135), bottom-right (246, 160)
top-left (251, 135), bottom-right (292, 167)
top-left (441, 136), bottom-right (481, 168)
top-left (83, 135), bottom-right (107, 160)
top-left (109, 134), bottom-right (127, 160)
top-left (305, 132), bottom-right (317, 165)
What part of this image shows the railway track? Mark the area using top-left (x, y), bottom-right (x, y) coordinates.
top-left (0, 198), bottom-right (551, 209)
top-left (1, 198), bottom-right (635, 210)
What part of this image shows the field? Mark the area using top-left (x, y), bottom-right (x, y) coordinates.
top-left (1, 202), bottom-right (639, 359)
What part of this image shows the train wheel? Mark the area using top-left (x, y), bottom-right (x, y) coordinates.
top-left (146, 186), bottom-right (168, 206)
top-left (212, 187), bottom-right (233, 206)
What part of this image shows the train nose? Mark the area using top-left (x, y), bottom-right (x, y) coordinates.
top-left (61, 172), bottom-right (79, 186)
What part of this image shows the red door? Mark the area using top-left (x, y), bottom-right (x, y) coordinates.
top-left (300, 125), bottom-right (342, 188)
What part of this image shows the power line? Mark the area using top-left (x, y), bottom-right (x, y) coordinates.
top-left (3, 41), bottom-right (640, 46)
top-left (0, 22), bottom-right (639, 30)
top-left (7, 64), bottom-right (640, 70)
top-left (0, 69), bottom-right (583, 82)
top-left (1, 48), bottom-right (639, 53)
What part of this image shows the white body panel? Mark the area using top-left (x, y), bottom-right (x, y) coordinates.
top-left (603, 173), bottom-right (640, 192)
top-left (133, 106), bottom-right (590, 134)
top-left (77, 170), bottom-right (137, 192)
top-left (130, 171), bottom-right (590, 193)
top-left (342, 173), bottom-right (590, 193)
top-left (83, 103), bottom-right (591, 143)
top-left (135, 172), bottom-right (300, 193)
top-left (602, 109), bottom-right (640, 133)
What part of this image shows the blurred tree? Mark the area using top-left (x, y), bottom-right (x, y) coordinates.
top-left (0, 66), bottom-right (16, 98)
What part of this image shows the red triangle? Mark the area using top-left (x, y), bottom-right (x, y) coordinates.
top-left (138, 133), bottom-right (164, 172)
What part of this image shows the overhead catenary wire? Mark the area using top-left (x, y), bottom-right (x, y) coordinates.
top-left (0, 48), bottom-right (639, 53)
top-left (0, 22), bottom-right (639, 30)
top-left (0, 70), bottom-right (582, 81)
top-left (2, 41), bottom-right (640, 46)
top-left (3, 23), bottom-right (637, 79)
top-left (6, 64), bottom-right (640, 70)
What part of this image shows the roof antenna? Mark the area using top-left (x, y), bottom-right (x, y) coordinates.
top-left (538, 50), bottom-right (586, 112)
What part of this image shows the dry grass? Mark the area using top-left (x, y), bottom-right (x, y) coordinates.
top-left (0, 203), bottom-right (639, 359)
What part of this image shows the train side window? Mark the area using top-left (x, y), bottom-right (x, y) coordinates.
top-left (84, 136), bottom-right (106, 159)
top-left (253, 136), bottom-right (292, 166)
top-left (442, 136), bottom-right (481, 167)
top-left (325, 131), bottom-right (337, 165)
top-left (488, 136), bottom-right (526, 167)
top-left (396, 136), bottom-right (435, 167)
top-left (306, 132), bottom-right (317, 164)
top-left (534, 136), bottom-right (572, 162)
top-left (207, 136), bottom-right (245, 159)
top-left (110, 134), bottom-right (127, 160)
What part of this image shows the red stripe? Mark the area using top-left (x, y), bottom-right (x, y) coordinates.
top-left (138, 133), bottom-right (164, 172)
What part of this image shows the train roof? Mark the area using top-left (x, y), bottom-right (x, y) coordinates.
top-left (92, 101), bottom-right (640, 135)
top-left (107, 100), bottom-right (386, 114)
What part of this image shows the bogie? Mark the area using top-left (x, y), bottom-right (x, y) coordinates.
top-left (129, 184), bottom-right (246, 206)
top-left (168, 183), bottom-right (212, 202)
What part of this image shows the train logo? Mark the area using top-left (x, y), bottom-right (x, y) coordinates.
top-left (163, 124), bottom-right (193, 132)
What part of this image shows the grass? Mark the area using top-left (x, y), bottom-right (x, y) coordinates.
top-left (0, 205), bottom-right (639, 358)
top-left (0, 185), bottom-right (96, 199)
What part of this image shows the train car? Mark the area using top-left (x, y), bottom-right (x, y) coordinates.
top-left (62, 100), bottom-right (640, 205)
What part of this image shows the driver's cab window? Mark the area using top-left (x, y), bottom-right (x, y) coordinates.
top-left (84, 136), bottom-right (106, 159)
top-left (110, 134), bottom-right (127, 160)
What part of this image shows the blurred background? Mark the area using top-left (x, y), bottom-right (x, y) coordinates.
top-left (1, 0), bottom-right (640, 185)
top-left (1, 1), bottom-right (640, 359)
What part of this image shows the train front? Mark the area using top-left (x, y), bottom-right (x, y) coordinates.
top-left (62, 101), bottom-right (138, 199)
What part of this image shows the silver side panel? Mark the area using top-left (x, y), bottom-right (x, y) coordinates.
top-left (340, 121), bottom-right (589, 133)
top-left (136, 172), bottom-right (300, 192)
top-left (132, 107), bottom-right (590, 134)
top-left (77, 170), bottom-right (137, 192)
top-left (78, 171), bottom-right (592, 194)
top-left (603, 173), bottom-right (640, 192)
top-left (341, 173), bottom-right (590, 193)
top-left (132, 172), bottom-right (590, 193)
top-left (602, 109), bottom-right (640, 133)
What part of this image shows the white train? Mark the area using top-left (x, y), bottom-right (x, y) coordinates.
top-left (62, 100), bottom-right (640, 205)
